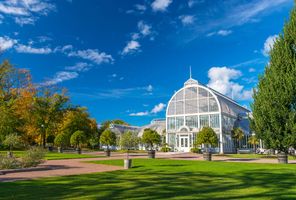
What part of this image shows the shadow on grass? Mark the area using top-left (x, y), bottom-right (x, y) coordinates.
top-left (1, 159), bottom-right (296, 200)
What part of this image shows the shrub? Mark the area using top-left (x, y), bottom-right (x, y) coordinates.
top-left (21, 147), bottom-right (45, 168)
top-left (0, 154), bottom-right (20, 169)
top-left (160, 143), bottom-right (170, 152)
top-left (190, 147), bottom-right (201, 153)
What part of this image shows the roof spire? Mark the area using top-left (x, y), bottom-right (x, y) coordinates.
top-left (189, 66), bottom-right (192, 79)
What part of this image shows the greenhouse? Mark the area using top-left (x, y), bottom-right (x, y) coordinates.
top-left (166, 76), bottom-right (250, 153)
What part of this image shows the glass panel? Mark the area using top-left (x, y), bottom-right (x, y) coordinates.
top-left (199, 98), bottom-right (209, 113)
top-left (176, 101), bottom-right (184, 115)
top-left (185, 99), bottom-right (198, 114)
top-left (185, 138), bottom-right (188, 147)
top-left (210, 114), bottom-right (220, 128)
top-left (176, 90), bottom-right (184, 101)
top-left (181, 138), bottom-right (184, 147)
top-left (167, 117), bottom-right (176, 131)
top-left (176, 116), bottom-right (184, 130)
top-left (198, 88), bottom-right (208, 98)
top-left (185, 116), bottom-right (199, 129)
top-left (185, 87), bottom-right (197, 99)
top-left (209, 98), bottom-right (218, 112)
top-left (200, 115), bottom-right (209, 128)
top-left (168, 102), bottom-right (175, 115)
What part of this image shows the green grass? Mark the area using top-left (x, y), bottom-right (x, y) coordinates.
top-left (219, 153), bottom-right (296, 160)
top-left (1, 159), bottom-right (296, 199)
top-left (0, 151), bottom-right (101, 160)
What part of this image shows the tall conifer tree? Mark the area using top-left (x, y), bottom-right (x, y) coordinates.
top-left (252, 4), bottom-right (296, 155)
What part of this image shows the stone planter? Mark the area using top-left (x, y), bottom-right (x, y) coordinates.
top-left (124, 159), bottom-right (132, 169)
top-left (203, 152), bottom-right (212, 161)
top-left (277, 152), bottom-right (288, 164)
top-left (76, 148), bottom-right (82, 154)
top-left (148, 150), bottom-right (155, 159)
top-left (58, 147), bottom-right (63, 153)
top-left (105, 149), bottom-right (111, 157)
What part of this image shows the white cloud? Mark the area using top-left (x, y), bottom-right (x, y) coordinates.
top-left (207, 30), bottom-right (232, 37)
top-left (179, 15), bottom-right (195, 25)
top-left (129, 111), bottom-right (149, 116)
top-left (138, 21), bottom-right (152, 37)
top-left (135, 4), bottom-right (146, 12)
top-left (68, 49), bottom-right (114, 65)
top-left (217, 30), bottom-right (232, 36)
top-left (207, 66), bottom-right (252, 100)
top-left (15, 44), bottom-right (52, 54)
top-left (0, 0), bottom-right (55, 25)
top-left (15, 17), bottom-right (35, 25)
top-left (151, 0), bottom-right (172, 12)
top-left (121, 40), bottom-right (141, 55)
top-left (151, 103), bottom-right (166, 114)
top-left (129, 102), bottom-right (166, 117)
top-left (0, 36), bottom-right (17, 51)
top-left (262, 35), bottom-right (278, 56)
top-left (42, 71), bottom-right (79, 86)
top-left (65, 62), bottom-right (90, 72)
top-left (249, 68), bottom-right (256, 72)
top-left (146, 85), bottom-right (153, 92)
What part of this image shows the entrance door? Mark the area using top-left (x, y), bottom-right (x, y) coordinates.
top-left (179, 135), bottom-right (190, 152)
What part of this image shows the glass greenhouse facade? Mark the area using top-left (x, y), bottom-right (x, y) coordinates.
top-left (166, 78), bottom-right (250, 153)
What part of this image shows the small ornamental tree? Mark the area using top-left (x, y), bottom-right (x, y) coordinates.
top-left (3, 134), bottom-right (21, 157)
top-left (120, 131), bottom-right (140, 159)
top-left (99, 129), bottom-right (116, 151)
top-left (54, 133), bottom-right (68, 153)
top-left (142, 128), bottom-right (161, 150)
top-left (248, 135), bottom-right (259, 154)
top-left (252, 5), bottom-right (296, 162)
top-left (231, 127), bottom-right (244, 152)
top-left (196, 127), bottom-right (218, 152)
top-left (70, 130), bottom-right (87, 153)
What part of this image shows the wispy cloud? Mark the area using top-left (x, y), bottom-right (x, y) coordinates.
top-left (0, 0), bottom-right (55, 25)
top-left (68, 49), bottom-right (114, 65)
top-left (65, 62), bottom-right (91, 72)
top-left (151, 0), bottom-right (173, 12)
top-left (15, 44), bottom-right (52, 54)
top-left (129, 102), bottom-right (166, 116)
top-left (0, 36), bottom-right (17, 51)
top-left (121, 40), bottom-right (141, 55)
top-left (207, 30), bottom-right (232, 37)
top-left (41, 71), bottom-right (79, 86)
top-left (179, 15), bottom-right (195, 25)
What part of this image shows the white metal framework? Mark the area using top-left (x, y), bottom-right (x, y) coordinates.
top-left (166, 77), bottom-right (250, 153)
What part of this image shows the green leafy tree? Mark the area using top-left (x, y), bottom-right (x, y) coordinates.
top-left (70, 130), bottom-right (87, 149)
top-left (3, 134), bottom-right (22, 154)
top-left (120, 131), bottom-right (140, 158)
top-left (248, 135), bottom-right (259, 154)
top-left (196, 127), bottom-right (218, 152)
top-left (54, 133), bottom-right (68, 149)
top-left (99, 129), bottom-right (116, 150)
top-left (252, 5), bottom-right (296, 154)
top-left (231, 127), bottom-right (244, 151)
top-left (141, 128), bottom-right (161, 150)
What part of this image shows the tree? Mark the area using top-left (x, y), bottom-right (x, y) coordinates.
top-left (196, 127), bottom-right (218, 152)
top-left (248, 135), bottom-right (259, 154)
top-left (54, 133), bottom-right (68, 152)
top-left (70, 130), bottom-right (87, 153)
top-left (231, 127), bottom-right (244, 152)
top-left (120, 131), bottom-right (139, 152)
top-left (252, 5), bottom-right (296, 155)
top-left (141, 128), bottom-right (161, 150)
top-left (99, 129), bottom-right (116, 150)
top-left (58, 107), bottom-right (98, 146)
top-left (3, 134), bottom-right (22, 156)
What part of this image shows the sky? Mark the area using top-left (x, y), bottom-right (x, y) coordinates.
top-left (0, 0), bottom-right (294, 126)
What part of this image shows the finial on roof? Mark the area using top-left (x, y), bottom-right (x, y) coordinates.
top-left (189, 66), bottom-right (192, 79)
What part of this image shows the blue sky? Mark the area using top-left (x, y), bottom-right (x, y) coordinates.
top-left (0, 0), bottom-right (294, 126)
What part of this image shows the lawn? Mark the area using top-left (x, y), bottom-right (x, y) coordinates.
top-left (218, 153), bottom-right (296, 160)
top-left (1, 159), bottom-right (296, 199)
top-left (0, 151), bottom-right (101, 160)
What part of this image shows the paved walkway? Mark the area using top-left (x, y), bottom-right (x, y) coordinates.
top-left (1, 152), bottom-right (295, 182)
